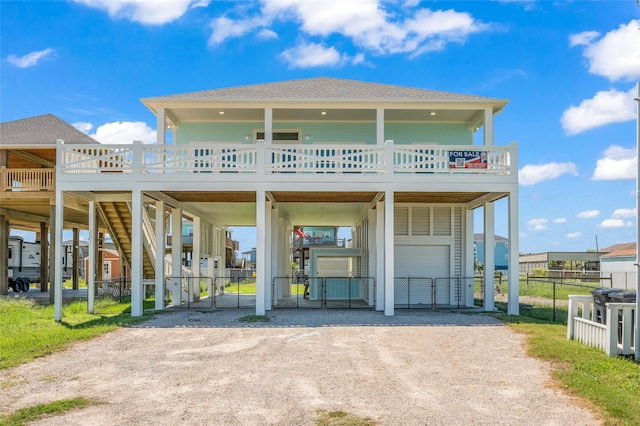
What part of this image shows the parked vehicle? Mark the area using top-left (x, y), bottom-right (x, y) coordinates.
top-left (8, 236), bottom-right (40, 292)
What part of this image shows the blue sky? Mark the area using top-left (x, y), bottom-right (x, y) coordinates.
top-left (2, 0), bottom-right (639, 255)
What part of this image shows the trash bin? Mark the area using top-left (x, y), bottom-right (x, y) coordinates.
top-left (590, 288), bottom-right (620, 324)
top-left (608, 291), bottom-right (636, 347)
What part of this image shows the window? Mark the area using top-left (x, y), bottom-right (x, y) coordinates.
top-left (8, 247), bottom-right (12, 260)
top-left (104, 263), bottom-right (109, 274)
top-left (255, 130), bottom-right (301, 143)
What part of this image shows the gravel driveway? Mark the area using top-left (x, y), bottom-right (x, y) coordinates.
top-left (0, 309), bottom-right (599, 425)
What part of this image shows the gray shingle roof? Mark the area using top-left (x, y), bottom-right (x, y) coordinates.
top-left (0, 114), bottom-right (99, 146)
top-left (145, 77), bottom-right (505, 103)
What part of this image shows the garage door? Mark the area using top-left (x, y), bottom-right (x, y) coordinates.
top-left (395, 245), bottom-right (450, 305)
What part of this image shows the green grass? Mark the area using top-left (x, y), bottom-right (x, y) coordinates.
top-left (0, 397), bottom-right (93, 426)
top-left (499, 314), bottom-right (640, 426)
top-left (315, 410), bottom-right (376, 426)
top-left (475, 277), bottom-right (599, 299)
top-left (0, 298), bottom-right (154, 370)
top-left (238, 314), bottom-right (270, 323)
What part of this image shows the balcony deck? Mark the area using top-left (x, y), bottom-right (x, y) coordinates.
top-left (55, 141), bottom-right (517, 191)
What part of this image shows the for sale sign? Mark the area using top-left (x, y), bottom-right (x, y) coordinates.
top-left (448, 150), bottom-right (488, 169)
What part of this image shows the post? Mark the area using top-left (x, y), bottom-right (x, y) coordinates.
top-left (256, 189), bottom-right (266, 315)
top-left (155, 200), bottom-right (165, 310)
top-left (54, 189), bottom-right (63, 321)
top-left (130, 189), bottom-right (143, 317)
top-left (88, 200), bottom-right (96, 314)
top-left (40, 222), bottom-right (48, 292)
top-left (483, 202), bottom-right (495, 311)
top-left (384, 190), bottom-right (394, 316)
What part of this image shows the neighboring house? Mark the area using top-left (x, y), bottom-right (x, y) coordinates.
top-left (52, 77), bottom-right (520, 319)
top-left (242, 248), bottom-right (256, 269)
top-left (0, 114), bottom-right (99, 295)
top-left (474, 233), bottom-right (508, 271)
top-left (84, 248), bottom-right (121, 281)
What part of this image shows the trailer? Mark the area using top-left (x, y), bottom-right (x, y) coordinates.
top-left (8, 236), bottom-right (40, 292)
top-left (7, 236), bottom-right (82, 292)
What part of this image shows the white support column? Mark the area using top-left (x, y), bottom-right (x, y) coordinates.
top-left (192, 215), bottom-right (201, 302)
top-left (256, 189), bottom-right (266, 315)
top-left (264, 108), bottom-right (273, 144)
top-left (266, 205), bottom-right (276, 309)
top-left (88, 200), bottom-right (96, 314)
top-left (157, 107), bottom-right (166, 145)
top-left (368, 207), bottom-right (377, 306)
top-left (376, 108), bottom-right (385, 145)
top-left (483, 202), bottom-right (495, 312)
top-left (376, 201), bottom-right (384, 311)
top-left (155, 200), bottom-right (165, 310)
top-left (384, 191), bottom-right (394, 316)
top-left (131, 189), bottom-right (143, 317)
top-left (465, 208), bottom-right (475, 307)
top-left (484, 107), bottom-right (494, 146)
top-left (171, 206), bottom-right (183, 305)
top-left (507, 192), bottom-right (520, 315)
top-left (54, 189), bottom-right (63, 321)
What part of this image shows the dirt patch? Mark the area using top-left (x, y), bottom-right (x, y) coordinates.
top-left (0, 310), bottom-right (600, 425)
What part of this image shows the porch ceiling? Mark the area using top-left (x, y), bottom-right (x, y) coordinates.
top-left (160, 191), bottom-right (499, 227)
top-left (2, 148), bottom-right (56, 168)
top-left (167, 107), bottom-right (481, 124)
top-left (395, 192), bottom-right (490, 203)
top-left (0, 195), bottom-right (90, 232)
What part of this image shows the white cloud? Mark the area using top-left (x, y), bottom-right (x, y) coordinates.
top-left (209, 16), bottom-right (265, 45)
top-left (592, 145), bottom-right (636, 181)
top-left (73, 0), bottom-right (204, 25)
top-left (599, 219), bottom-right (626, 228)
top-left (527, 218), bottom-right (548, 231)
top-left (553, 218), bottom-right (567, 224)
top-left (560, 87), bottom-right (636, 135)
top-left (280, 42), bottom-right (346, 68)
top-left (518, 162), bottom-right (578, 186)
top-left (612, 208), bottom-right (636, 218)
top-left (569, 31), bottom-right (599, 47)
top-left (566, 232), bottom-right (582, 238)
top-left (577, 210), bottom-right (600, 219)
top-left (257, 28), bottom-right (278, 40)
top-left (72, 122), bottom-right (94, 133)
top-left (210, 1), bottom-right (487, 62)
top-left (571, 20), bottom-right (640, 81)
top-left (89, 121), bottom-right (156, 144)
top-left (7, 48), bottom-right (54, 68)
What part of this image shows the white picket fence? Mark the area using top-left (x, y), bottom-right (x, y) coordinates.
top-left (567, 295), bottom-right (636, 357)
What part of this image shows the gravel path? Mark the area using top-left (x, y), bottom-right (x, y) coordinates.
top-left (0, 309), bottom-right (599, 425)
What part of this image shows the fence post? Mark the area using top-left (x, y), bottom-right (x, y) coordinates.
top-left (605, 305), bottom-right (618, 356)
top-left (553, 281), bottom-right (556, 322)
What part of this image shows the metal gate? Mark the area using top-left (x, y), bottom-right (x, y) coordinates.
top-left (272, 276), bottom-right (376, 309)
top-left (394, 277), bottom-right (471, 309)
top-left (164, 276), bottom-right (214, 309)
top-left (213, 276), bottom-right (257, 309)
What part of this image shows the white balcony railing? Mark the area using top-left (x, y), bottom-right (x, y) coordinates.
top-left (1, 167), bottom-right (55, 191)
top-left (58, 140), bottom-right (517, 177)
top-left (567, 295), bottom-right (636, 357)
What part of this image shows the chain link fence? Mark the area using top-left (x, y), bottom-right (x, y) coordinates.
top-left (213, 276), bottom-right (257, 309)
top-left (271, 276), bottom-right (376, 309)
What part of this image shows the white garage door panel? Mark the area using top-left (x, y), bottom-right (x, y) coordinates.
top-left (395, 245), bottom-right (449, 305)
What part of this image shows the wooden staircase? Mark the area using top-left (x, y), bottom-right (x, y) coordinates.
top-left (97, 201), bottom-right (155, 278)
